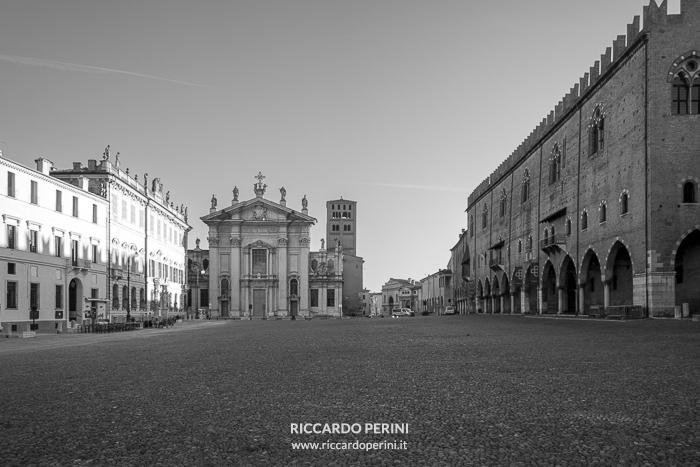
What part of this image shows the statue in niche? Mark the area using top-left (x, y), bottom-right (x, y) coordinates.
top-left (103, 145), bottom-right (110, 161)
top-left (280, 187), bottom-right (286, 202)
top-left (302, 195), bottom-right (308, 209)
top-left (211, 194), bottom-right (217, 209)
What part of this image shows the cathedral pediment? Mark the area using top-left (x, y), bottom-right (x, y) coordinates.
top-left (201, 197), bottom-right (316, 225)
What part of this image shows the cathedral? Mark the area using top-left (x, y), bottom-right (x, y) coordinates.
top-left (190, 173), bottom-right (343, 318)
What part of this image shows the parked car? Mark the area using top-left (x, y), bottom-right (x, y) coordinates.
top-left (95, 319), bottom-right (110, 325)
top-left (444, 306), bottom-right (455, 315)
top-left (391, 308), bottom-right (414, 317)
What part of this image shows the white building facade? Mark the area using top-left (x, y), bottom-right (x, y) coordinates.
top-left (1, 154), bottom-right (109, 333)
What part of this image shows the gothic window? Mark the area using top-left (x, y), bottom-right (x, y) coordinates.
top-left (581, 210), bottom-right (588, 231)
top-left (527, 235), bottom-right (533, 252)
top-left (469, 215), bottom-right (474, 237)
top-left (551, 225), bottom-right (556, 239)
top-left (521, 169), bottom-right (530, 203)
top-left (565, 218), bottom-right (572, 236)
top-left (543, 228), bottom-right (550, 243)
top-left (518, 239), bottom-right (522, 254)
top-left (549, 143), bottom-right (561, 184)
top-left (482, 204), bottom-right (488, 230)
top-left (683, 181), bottom-right (697, 203)
top-left (620, 192), bottom-right (629, 214)
top-left (599, 201), bottom-right (607, 223)
top-left (670, 55), bottom-right (700, 115)
top-left (499, 189), bottom-right (507, 217)
top-left (589, 106), bottom-right (605, 156)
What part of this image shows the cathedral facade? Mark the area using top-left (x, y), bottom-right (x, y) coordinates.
top-left (197, 174), bottom-right (343, 318)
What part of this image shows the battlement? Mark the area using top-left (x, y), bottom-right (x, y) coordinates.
top-left (464, 1), bottom-right (693, 209)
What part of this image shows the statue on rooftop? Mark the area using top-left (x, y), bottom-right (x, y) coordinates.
top-left (233, 186), bottom-right (239, 202)
top-left (211, 194), bottom-right (217, 209)
top-left (302, 195), bottom-right (308, 209)
top-left (280, 186), bottom-right (286, 202)
top-left (103, 145), bottom-right (110, 161)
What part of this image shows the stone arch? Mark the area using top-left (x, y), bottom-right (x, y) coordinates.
top-left (672, 228), bottom-right (700, 315)
top-left (559, 255), bottom-right (578, 315)
top-left (511, 267), bottom-right (523, 314)
top-left (541, 260), bottom-right (558, 314)
top-left (501, 274), bottom-right (511, 314)
top-left (581, 248), bottom-right (604, 314)
top-left (476, 279), bottom-right (484, 313)
top-left (484, 278), bottom-right (491, 313)
top-left (523, 264), bottom-right (539, 314)
top-left (69, 277), bottom-right (84, 321)
top-left (492, 276), bottom-right (501, 314)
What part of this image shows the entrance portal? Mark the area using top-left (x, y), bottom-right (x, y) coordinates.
top-left (253, 289), bottom-right (266, 317)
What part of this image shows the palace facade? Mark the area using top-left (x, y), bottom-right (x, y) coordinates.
top-left (456, 1), bottom-right (700, 318)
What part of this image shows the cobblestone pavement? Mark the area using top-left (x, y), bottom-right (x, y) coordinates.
top-left (1, 315), bottom-right (699, 466)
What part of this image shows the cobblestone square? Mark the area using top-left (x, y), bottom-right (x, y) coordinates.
top-left (1, 316), bottom-right (699, 466)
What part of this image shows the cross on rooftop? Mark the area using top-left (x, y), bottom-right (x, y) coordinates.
top-left (255, 172), bottom-right (266, 184)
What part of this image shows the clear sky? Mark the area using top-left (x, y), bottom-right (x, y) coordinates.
top-left (0, 0), bottom-right (667, 291)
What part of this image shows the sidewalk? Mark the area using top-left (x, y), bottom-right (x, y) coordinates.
top-left (0, 319), bottom-right (228, 355)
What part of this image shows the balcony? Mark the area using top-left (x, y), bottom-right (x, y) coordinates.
top-left (68, 258), bottom-right (92, 270)
top-left (488, 256), bottom-right (504, 272)
top-left (540, 234), bottom-right (566, 253)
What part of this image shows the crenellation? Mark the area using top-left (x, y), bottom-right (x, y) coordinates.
top-left (600, 47), bottom-right (612, 75)
top-left (590, 60), bottom-right (600, 85)
top-left (613, 36), bottom-right (626, 62)
top-left (580, 72), bottom-right (589, 95)
top-left (554, 102), bottom-right (563, 121)
top-left (627, 16), bottom-right (640, 41)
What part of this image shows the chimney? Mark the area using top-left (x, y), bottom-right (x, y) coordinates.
top-left (73, 162), bottom-right (83, 171)
top-left (35, 158), bottom-right (54, 175)
top-left (88, 159), bottom-right (97, 170)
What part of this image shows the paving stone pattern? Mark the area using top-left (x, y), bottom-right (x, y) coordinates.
top-left (1, 316), bottom-right (699, 466)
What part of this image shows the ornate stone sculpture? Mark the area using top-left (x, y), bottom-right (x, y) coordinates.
top-left (233, 186), bottom-right (239, 202)
top-left (280, 186), bottom-right (286, 202)
top-left (211, 194), bottom-right (217, 209)
top-left (103, 145), bottom-right (110, 161)
top-left (321, 238), bottom-right (325, 249)
top-left (253, 172), bottom-right (267, 197)
top-left (166, 191), bottom-right (170, 203)
top-left (302, 195), bottom-right (308, 209)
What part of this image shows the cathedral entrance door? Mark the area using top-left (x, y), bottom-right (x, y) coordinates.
top-left (221, 301), bottom-right (229, 317)
top-left (290, 300), bottom-right (298, 317)
top-left (253, 289), bottom-right (266, 317)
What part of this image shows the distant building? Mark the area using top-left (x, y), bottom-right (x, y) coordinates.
top-left (326, 197), bottom-right (363, 316)
top-left (421, 269), bottom-right (453, 314)
top-left (381, 278), bottom-right (421, 314)
top-left (195, 174), bottom-right (343, 318)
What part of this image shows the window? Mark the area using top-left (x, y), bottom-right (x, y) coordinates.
top-left (55, 235), bottom-right (62, 257)
top-left (549, 143), bottom-right (561, 184)
top-left (310, 289), bottom-right (319, 307)
top-left (252, 249), bottom-right (267, 275)
top-left (7, 172), bottom-right (15, 197)
top-left (122, 200), bottom-right (127, 220)
top-left (112, 195), bottom-right (119, 218)
top-left (7, 225), bottom-right (16, 249)
top-left (499, 189), bottom-right (507, 217)
top-left (8, 263), bottom-right (16, 274)
top-left (131, 205), bottom-right (136, 224)
top-left (72, 196), bottom-right (79, 217)
top-left (112, 284), bottom-right (119, 310)
top-left (93, 204), bottom-right (98, 223)
top-left (7, 281), bottom-right (18, 309)
top-left (527, 235), bottom-right (533, 252)
top-left (56, 285), bottom-right (64, 309)
top-left (56, 190), bottom-right (63, 212)
top-left (581, 210), bottom-right (588, 231)
top-left (521, 170), bottom-right (530, 203)
top-left (600, 202), bottom-right (607, 223)
top-left (589, 107), bottom-right (605, 156)
top-left (139, 209), bottom-right (144, 228)
top-left (31, 180), bottom-right (38, 204)
top-left (290, 279), bottom-right (298, 296)
top-left (482, 205), bottom-right (488, 229)
top-left (683, 181), bottom-right (696, 203)
top-left (327, 289), bottom-right (336, 307)
top-left (30, 283), bottom-right (40, 310)
top-left (620, 192), bottom-right (629, 214)
top-left (565, 218), bottom-right (572, 236)
top-left (543, 228), bottom-right (549, 243)
top-left (92, 244), bottom-right (98, 263)
top-left (670, 56), bottom-right (700, 115)
top-left (517, 239), bottom-right (522, 254)
top-left (71, 239), bottom-right (79, 266)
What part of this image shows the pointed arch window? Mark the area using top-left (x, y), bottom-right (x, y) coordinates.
top-left (549, 143), bottom-right (561, 184)
top-left (527, 235), bottom-right (533, 252)
top-left (517, 239), bottom-right (522, 254)
top-left (599, 201), bottom-right (607, 223)
top-left (620, 192), bottom-right (629, 214)
top-left (521, 169), bottom-right (530, 203)
top-left (683, 181), bottom-right (697, 203)
top-left (581, 210), bottom-right (588, 231)
top-left (589, 106), bottom-right (605, 156)
top-left (565, 218), bottom-right (572, 236)
top-left (482, 204), bottom-right (488, 230)
top-left (669, 54), bottom-right (700, 115)
top-left (499, 189), bottom-right (507, 217)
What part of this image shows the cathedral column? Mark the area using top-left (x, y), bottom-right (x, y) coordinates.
top-left (299, 236), bottom-right (310, 314)
top-left (277, 237), bottom-right (288, 315)
top-left (603, 279), bottom-right (611, 310)
top-left (510, 292), bottom-right (516, 315)
top-left (520, 287), bottom-right (527, 314)
top-left (231, 237), bottom-right (241, 315)
top-left (208, 234), bottom-right (220, 317)
top-left (578, 283), bottom-right (586, 315)
top-left (557, 286), bottom-right (565, 315)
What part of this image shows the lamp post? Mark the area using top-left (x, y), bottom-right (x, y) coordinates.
top-left (195, 267), bottom-right (205, 319)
